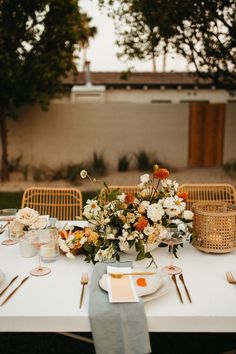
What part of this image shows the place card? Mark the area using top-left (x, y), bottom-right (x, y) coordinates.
top-left (107, 266), bottom-right (139, 303)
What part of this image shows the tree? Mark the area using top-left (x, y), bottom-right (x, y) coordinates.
top-left (0, 0), bottom-right (89, 181)
top-left (99, 0), bottom-right (236, 87)
top-left (78, 13), bottom-right (97, 71)
top-left (99, 0), bottom-right (167, 72)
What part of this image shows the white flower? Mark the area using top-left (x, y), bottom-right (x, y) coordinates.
top-left (80, 170), bottom-right (88, 179)
top-left (140, 201), bottom-right (150, 209)
top-left (163, 196), bottom-right (185, 214)
top-left (147, 203), bottom-right (164, 222)
top-left (83, 199), bottom-right (101, 217)
top-left (144, 225), bottom-right (155, 236)
top-left (118, 238), bottom-right (130, 252)
top-left (16, 207), bottom-right (39, 226)
top-left (59, 238), bottom-right (70, 253)
top-left (66, 252), bottom-right (75, 260)
top-left (182, 210), bottom-right (194, 220)
top-left (9, 220), bottom-right (25, 237)
top-left (117, 193), bottom-right (125, 202)
top-left (94, 245), bottom-right (115, 262)
top-left (140, 174), bottom-right (150, 184)
top-left (158, 227), bottom-right (170, 240)
top-left (162, 179), bottom-right (179, 193)
top-left (30, 216), bottom-right (48, 230)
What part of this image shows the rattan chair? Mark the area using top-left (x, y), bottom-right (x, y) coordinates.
top-left (100, 185), bottom-right (139, 205)
top-left (178, 183), bottom-right (236, 210)
top-left (21, 187), bottom-right (83, 220)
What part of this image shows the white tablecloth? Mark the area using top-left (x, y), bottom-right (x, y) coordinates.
top-left (0, 221), bottom-right (236, 333)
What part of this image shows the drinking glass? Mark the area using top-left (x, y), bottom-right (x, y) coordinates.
top-left (161, 236), bottom-right (184, 275)
top-left (29, 230), bottom-right (52, 276)
top-left (0, 209), bottom-right (18, 246)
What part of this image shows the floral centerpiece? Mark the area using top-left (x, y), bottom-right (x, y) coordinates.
top-left (10, 207), bottom-right (48, 237)
top-left (80, 165), bottom-right (193, 264)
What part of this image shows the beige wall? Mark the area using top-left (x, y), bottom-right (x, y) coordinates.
top-left (8, 103), bottom-right (189, 170)
top-left (7, 101), bottom-right (236, 170)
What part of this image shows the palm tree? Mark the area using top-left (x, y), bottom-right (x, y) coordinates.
top-left (78, 13), bottom-right (97, 71)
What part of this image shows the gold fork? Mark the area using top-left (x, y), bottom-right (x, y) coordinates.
top-left (79, 272), bottom-right (88, 308)
top-left (225, 272), bottom-right (236, 284)
top-left (110, 271), bottom-right (156, 279)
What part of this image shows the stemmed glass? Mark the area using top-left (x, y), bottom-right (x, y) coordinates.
top-left (28, 230), bottom-right (52, 276)
top-left (0, 209), bottom-right (18, 246)
top-left (161, 228), bottom-right (187, 275)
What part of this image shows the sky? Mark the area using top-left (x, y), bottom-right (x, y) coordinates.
top-left (79, 0), bottom-right (189, 72)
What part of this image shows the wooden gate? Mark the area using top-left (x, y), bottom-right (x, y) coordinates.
top-left (188, 103), bottom-right (225, 167)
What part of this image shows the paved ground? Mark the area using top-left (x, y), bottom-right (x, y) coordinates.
top-left (0, 167), bottom-right (235, 192)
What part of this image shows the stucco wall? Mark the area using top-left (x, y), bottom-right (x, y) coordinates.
top-left (224, 103), bottom-right (236, 163)
top-left (8, 103), bottom-right (189, 170)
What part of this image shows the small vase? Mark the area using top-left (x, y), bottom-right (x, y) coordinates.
top-left (19, 233), bottom-right (37, 258)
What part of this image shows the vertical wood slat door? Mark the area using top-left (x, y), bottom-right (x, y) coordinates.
top-left (189, 103), bottom-right (225, 167)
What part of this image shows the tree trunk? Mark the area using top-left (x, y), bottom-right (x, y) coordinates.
top-left (0, 113), bottom-right (9, 181)
top-left (152, 53), bottom-right (157, 72)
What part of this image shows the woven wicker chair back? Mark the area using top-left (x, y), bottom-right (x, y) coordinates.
top-left (21, 187), bottom-right (83, 220)
top-left (178, 183), bottom-right (236, 211)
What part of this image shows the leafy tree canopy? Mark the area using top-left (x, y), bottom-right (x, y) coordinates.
top-left (99, 0), bottom-right (236, 88)
top-left (0, 0), bottom-right (94, 180)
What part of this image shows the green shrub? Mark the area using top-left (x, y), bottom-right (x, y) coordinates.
top-left (118, 154), bottom-right (130, 172)
top-left (89, 152), bottom-right (107, 176)
top-left (8, 154), bottom-right (22, 172)
top-left (134, 150), bottom-right (153, 171)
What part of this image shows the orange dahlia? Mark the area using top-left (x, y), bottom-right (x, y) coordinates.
top-left (153, 168), bottom-right (169, 180)
top-left (125, 193), bottom-right (135, 204)
top-left (135, 216), bottom-right (148, 231)
top-left (177, 192), bottom-right (188, 201)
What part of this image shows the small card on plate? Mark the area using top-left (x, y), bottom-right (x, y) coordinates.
top-left (107, 266), bottom-right (139, 303)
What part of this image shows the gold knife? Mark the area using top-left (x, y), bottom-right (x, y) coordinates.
top-left (0, 276), bottom-right (29, 306)
top-left (0, 275), bottom-right (19, 297)
top-left (179, 273), bottom-right (192, 303)
top-left (171, 274), bottom-right (183, 303)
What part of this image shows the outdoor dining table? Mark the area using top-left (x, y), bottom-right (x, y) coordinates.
top-left (0, 220), bottom-right (236, 334)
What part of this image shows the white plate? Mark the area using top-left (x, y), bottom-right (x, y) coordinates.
top-left (0, 269), bottom-right (5, 285)
top-left (99, 270), bottom-right (171, 301)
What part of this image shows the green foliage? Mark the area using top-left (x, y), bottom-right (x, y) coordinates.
top-left (0, 192), bottom-right (23, 210)
top-left (66, 163), bottom-right (86, 183)
top-left (0, 0), bottom-right (96, 181)
top-left (223, 160), bottom-right (236, 177)
top-left (117, 154), bottom-right (130, 172)
top-left (89, 152), bottom-right (108, 176)
top-left (8, 155), bottom-right (23, 173)
top-left (99, 0), bottom-right (236, 88)
top-left (134, 150), bottom-right (153, 171)
top-left (32, 166), bottom-right (46, 182)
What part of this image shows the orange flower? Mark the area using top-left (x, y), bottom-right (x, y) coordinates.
top-left (136, 278), bottom-right (147, 287)
top-left (153, 168), bottom-right (169, 180)
top-left (125, 193), bottom-right (135, 204)
top-left (59, 230), bottom-right (69, 240)
top-left (135, 216), bottom-right (148, 231)
top-left (177, 192), bottom-right (188, 201)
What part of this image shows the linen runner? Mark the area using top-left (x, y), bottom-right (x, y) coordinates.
top-left (89, 262), bottom-right (151, 354)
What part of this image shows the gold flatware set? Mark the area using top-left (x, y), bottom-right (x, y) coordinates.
top-left (0, 275), bottom-right (29, 306)
top-left (171, 273), bottom-right (192, 304)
